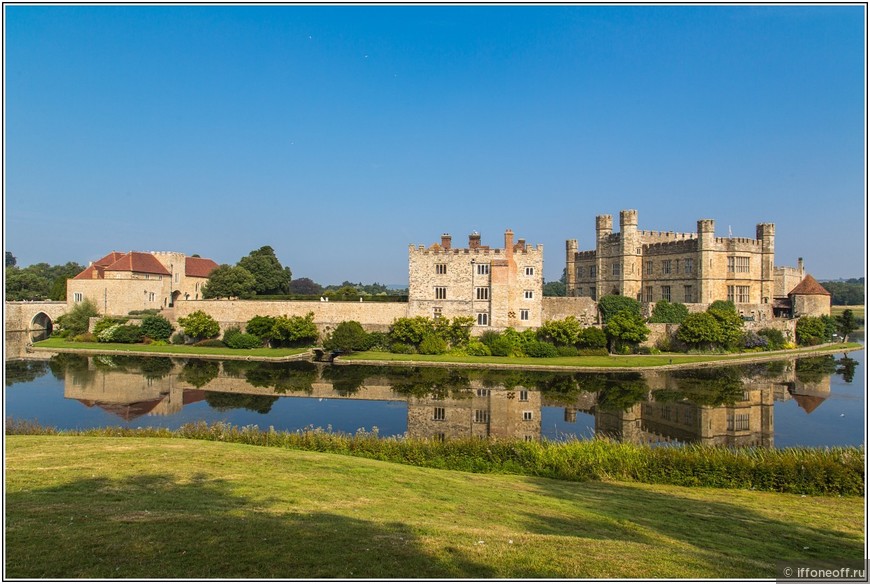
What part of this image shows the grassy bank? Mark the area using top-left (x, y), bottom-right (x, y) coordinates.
top-left (6, 435), bottom-right (863, 579)
top-left (339, 344), bottom-right (863, 370)
top-left (8, 421), bottom-right (862, 496)
top-left (32, 338), bottom-right (310, 360)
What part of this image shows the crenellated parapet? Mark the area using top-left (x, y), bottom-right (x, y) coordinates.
top-left (642, 239), bottom-right (699, 256)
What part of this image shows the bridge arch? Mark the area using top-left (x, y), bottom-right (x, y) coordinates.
top-left (30, 311), bottom-right (54, 334)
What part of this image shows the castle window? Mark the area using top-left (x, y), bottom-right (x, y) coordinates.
top-left (477, 313), bottom-right (489, 326)
top-left (590, 287), bottom-right (597, 300)
top-left (662, 260), bottom-right (671, 274)
top-left (433, 307), bottom-right (442, 319)
top-left (175, 273), bottom-right (179, 283)
top-left (645, 260), bottom-right (653, 275)
top-left (522, 411), bottom-right (533, 421)
top-left (433, 407), bottom-right (445, 421)
top-left (476, 389), bottom-right (489, 397)
top-left (576, 266), bottom-right (584, 278)
top-left (524, 266), bottom-right (535, 276)
top-left (73, 292), bottom-right (83, 302)
top-left (149, 292), bottom-right (156, 302)
top-left (737, 286), bottom-right (750, 303)
top-left (520, 309), bottom-right (529, 321)
top-left (476, 287), bottom-right (489, 300)
top-left (435, 287), bottom-right (447, 300)
top-left (727, 413), bottom-right (750, 431)
top-left (684, 285), bottom-right (693, 303)
top-left (661, 286), bottom-right (671, 302)
top-left (576, 287), bottom-right (583, 296)
top-left (728, 286), bottom-right (735, 303)
top-left (476, 264), bottom-right (490, 275)
top-left (590, 266), bottom-right (597, 277)
top-left (728, 256), bottom-right (750, 273)
top-left (612, 263), bottom-right (620, 276)
top-left (436, 264), bottom-right (447, 275)
top-left (474, 410), bottom-right (489, 423)
top-left (524, 290), bottom-right (534, 300)
top-left (684, 258), bottom-right (694, 273)
top-left (519, 390), bottom-right (529, 402)
top-left (645, 286), bottom-right (653, 303)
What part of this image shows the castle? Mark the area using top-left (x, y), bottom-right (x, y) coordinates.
top-left (565, 210), bottom-right (823, 321)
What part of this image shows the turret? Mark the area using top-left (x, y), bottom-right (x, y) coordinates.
top-left (596, 214), bottom-right (613, 239)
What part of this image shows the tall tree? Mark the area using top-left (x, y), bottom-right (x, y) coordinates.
top-left (5, 251), bottom-right (16, 267)
top-left (237, 246), bottom-right (291, 295)
top-left (201, 265), bottom-right (257, 299)
top-left (288, 277), bottom-right (323, 295)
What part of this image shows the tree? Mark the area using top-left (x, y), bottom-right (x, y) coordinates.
top-left (676, 312), bottom-right (722, 350)
top-left (323, 321), bottom-right (372, 352)
top-left (649, 300), bottom-right (689, 324)
top-left (201, 264), bottom-right (257, 299)
top-left (288, 277), bottom-right (323, 295)
top-left (177, 310), bottom-right (220, 340)
top-left (795, 316), bottom-right (829, 346)
top-left (604, 309), bottom-right (650, 352)
top-left (5, 251), bottom-right (16, 267)
top-left (706, 301), bottom-right (744, 349)
top-left (245, 316), bottom-right (277, 344)
top-left (325, 285), bottom-right (360, 300)
top-left (271, 313), bottom-right (318, 347)
top-left (54, 298), bottom-right (99, 338)
top-left (140, 315), bottom-right (174, 341)
top-left (598, 294), bottom-right (642, 323)
top-left (237, 246), bottom-right (291, 295)
top-left (836, 309), bottom-right (858, 341)
top-left (538, 316), bottom-right (582, 346)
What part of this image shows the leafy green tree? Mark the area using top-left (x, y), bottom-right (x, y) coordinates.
top-left (598, 295), bottom-right (642, 323)
top-left (757, 328), bottom-right (786, 350)
top-left (389, 317), bottom-right (436, 346)
top-left (649, 300), bottom-right (689, 324)
top-left (538, 316), bottom-right (583, 346)
top-left (5, 261), bottom-right (85, 301)
top-left (323, 321), bottom-right (372, 352)
top-left (222, 327), bottom-right (263, 349)
top-left (201, 264), bottom-right (257, 299)
top-left (179, 359), bottom-right (220, 388)
top-left (604, 309), bottom-right (650, 352)
top-left (578, 326), bottom-right (608, 349)
top-left (54, 298), bottom-right (99, 338)
top-left (177, 310), bottom-right (220, 340)
top-left (706, 301), bottom-right (744, 349)
top-left (795, 316), bottom-right (829, 346)
top-left (676, 312), bottom-right (722, 350)
top-left (819, 280), bottom-right (864, 305)
top-left (237, 246), bottom-right (291, 295)
top-left (836, 309), bottom-right (858, 341)
top-left (140, 315), bottom-right (174, 341)
top-left (325, 285), bottom-right (360, 300)
top-left (288, 277), bottom-right (323, 295)
top-left (433, 316), bottom-right (475, 348)
top-left (271, 313), bottom-right (318, 347)
top-left (245, 316), bottom-right (277, 343)
top-left (6, 251), bottom-right (16, 267)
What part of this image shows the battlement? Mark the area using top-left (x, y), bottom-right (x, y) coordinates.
top-left (642, 239), bottom-right (698, 255)
top-left (573, 250), bottom-right (596, 260)
top-left (638, 230), bottom-right (697, 240)
top-left (714, 236), bottom-right (761, 246)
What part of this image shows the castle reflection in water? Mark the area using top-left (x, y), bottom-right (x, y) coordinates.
top-left (32, 352), bottom-right (849, 448)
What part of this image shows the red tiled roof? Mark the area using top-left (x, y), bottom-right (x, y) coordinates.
top-left (104, 252), bottom-right (171, 276)
top-left (92, 251), bottom-right (126, 267)
top-left (185, 257), bottom-right (219, 278)
top-left (791, 394), bottom-right (826, 414)
top-left (73, 265), bottom-right (106, 280)
top-left (788, 275), bottom-right (831, 297)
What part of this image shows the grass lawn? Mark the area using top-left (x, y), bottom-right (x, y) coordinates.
top-left (33, 338), bottom-right (309, 359)
top-left (341, 344), bottom-right (862, 369)
top-left (6, 436), bottom-right (863, 579)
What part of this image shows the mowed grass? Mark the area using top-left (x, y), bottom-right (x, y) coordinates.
top-left (33, 338), bottom-right (309, 359)
top-left (6, 436), bottom-right (863, 579)
top-left (341, 344), bottom-right (862, 368)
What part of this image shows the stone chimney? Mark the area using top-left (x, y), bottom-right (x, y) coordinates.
top-left (441, 234), bottom-right (452, 250)
top-left (504, 229), bottom-right (514, 259)
top-left (469, 232), bottom-right (481, 249)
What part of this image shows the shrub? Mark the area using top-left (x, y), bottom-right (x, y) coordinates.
top-left (72, 332), bottom-right (97, 343)
top-left (389, 316), bottom-right (436, 346)
top-left (271, 313), bottom-right (318, 347)
top-left (758, 328), bottom-right (786, 350)
top-left (433, 316), bottom-right (475, 348)
top-left (223, 327), bottom-right (263, 350)
top-left (649, 300), bottom-right (689, 324)
top-left (148, 339), bottom-right (169, 346)
top-left (54, 298), bottom-right (99, 338)
top-left (742, 330), bottom-right (768, 350)
top-left (194, 339), bottom-right (226, 348)
top-left (556, 345), bottom-right (578, 357)
top-left (796, 316), bottom-right (829, 346)
top-left (418, 335), bottom-right (448, 355)
top-left (578, 348), bottom-right (609, 356)
top-left (598, 295), bottom-right (642, 323)
top-left (98, 324), bottom-right (143, 344)
top-left (367, 332), bottom-right (390, 351)
top-left (604, 309), bottom-right (650, 350)
top-left (140, 315), bottom-right (173, 341)
top-left (93, 316), bottom-right (128, 337)
top-left (390, 342), bottom-right (416, 354)
top-left (578, 327), bottom-right (607, 349)
top-left (677, 312), bottom-right (721, 349)
top-left (324, 321), bottom-right (372, 352)
top-left (465, 340), bottom-right (491, 356)
top-left (245, 316), bottom-right (277, 343)
top-left (707, 301), bottom-right (744, 349)
top-left (525, 340), bottom-right (559, 358)
top-left (170, 332), bottom-right (187, 345)
top-left (177, 310), bottom-right (220, 340)
top-left (538, 316), bottom-right (582, 346)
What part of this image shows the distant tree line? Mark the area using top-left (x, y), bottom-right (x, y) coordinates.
top-left (820, 278), bottom-right (864, 306)
top-left (5, 253), bottom-right (84, 301)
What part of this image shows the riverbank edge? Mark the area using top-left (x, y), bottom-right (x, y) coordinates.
top-left (335, 344), bottom-right (864, 372)
top-left (27, 342), bottom-right (862, 369)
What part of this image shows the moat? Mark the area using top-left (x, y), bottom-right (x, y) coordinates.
top-left (5, 345), bottom-right (863, 448)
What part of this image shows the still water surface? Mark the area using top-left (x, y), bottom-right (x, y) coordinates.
top-left (5, 349), bottom-right (864, 448)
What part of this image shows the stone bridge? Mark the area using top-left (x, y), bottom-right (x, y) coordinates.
top-left (5, 301), bottom-right (68, 333)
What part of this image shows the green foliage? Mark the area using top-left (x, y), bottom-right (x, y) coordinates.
top-left (245, 316), bottom-right (277, 342)
top-left (795, 316), bottom-right (829, 346)
top-left (604, 309), bottom-right (650, 351)
top-left (525, 340), bottom-right (559, 358)
top-left (835, 309), bottom-right (858, 341)
top-left (598, 295), bottom-right (642, 323)
top-left (323, 321), bottom-right (372, 352)
top-left (538, 316), bottom-right (583, 346)
top-left (202, 264), bottom-right (257, 299)
top-left (542, 280), bottom-right (566, 297)
top-left (170, 332), bottom-right (187, 345)
top-left (177, 310), bottom-right (220, 340)
top-left (389, 342), bottom-right (416, 354)
top-left (706, 301), bottom-right (744, 349)
top-left (72, 332), bottom-right (98, 343)
top-left (140, 315), bottom-right (173, 341)
top-left (287, 277), bottom-right (323, 295)
top-left (54, 298), bottom-right (99, 338)
top-left (556, 345), bottom-right (578, 357)
top-left (795, 356), bottom-right (838, 383)
top-left (237, 246), bottom-right (291, 295)
top-left (324, 285), bottom-right (360, 300)
top-left (204, 392), bottom-right (279, 414)
top-left (98, 324), bottom-right (144, 344)
top-left (757, 328), bottom-right (786, 350)
top-left (481, 332), bottom-right (515, 357)
top-left (578, 327), bottom-right (608, 349)
top-left (271, 313), bottom-right (318, 347)
top-left (464, 340), bottom-right (491, 356)
top-left (676, 312), bottom-right (722, 349)
top-left (418, 335), bottom-right (448, 355)
top-left (5, 251), bottom-right (16, 267)
top-left (194, 339), bottom-right (227, 348)
top-left (178, 359), bottom-right (220, 388)
top-left (389, 317), bottom-right (436, 346)
top-left (649, 300), bottom-right (689, 324)
top-left (223, 327), bottom-right (263, 350)
top-left (819, 280), bottom-right (864, 305)
top-left (93, 316), bottom-right (128, 337)
top-left (433, 316), bottom-right (475, 348)
top-left (5, 261), bottom-right (84, 301)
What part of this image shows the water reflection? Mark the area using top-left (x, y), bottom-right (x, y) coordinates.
top-left (5, 350), bottom-right (861, 448)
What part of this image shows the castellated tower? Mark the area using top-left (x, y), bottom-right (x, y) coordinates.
top-left (756, 223), bottom-right (775, 303)
top-left (696, 219), bottom-right (715, 304)
top-left (619, 210), bottom-right (642, 300)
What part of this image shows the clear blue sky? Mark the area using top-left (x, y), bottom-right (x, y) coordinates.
top-left (5, 5), bottom-right (866, 285)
